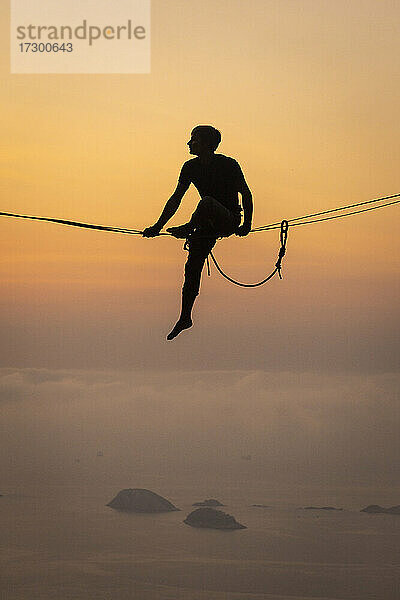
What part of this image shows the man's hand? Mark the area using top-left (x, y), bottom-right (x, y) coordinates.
top-left (142, 224), bottom-right (162, 237)
top-left (236, 222), bottom-right (252, 237)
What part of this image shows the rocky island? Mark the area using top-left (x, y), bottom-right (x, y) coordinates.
top-left (184, 507), bottom-right (246, 530)
top-left (192, 499), bottom-right (224, 507)
top-left (361, 505), bottom-right (400, 515)
top-left (107, 489), bottom-right (179, 512)
top-left (303, 506), bottom-right (343, 511)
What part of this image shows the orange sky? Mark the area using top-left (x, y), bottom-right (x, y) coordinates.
top-left (1, 0), bottom-right (399, 369)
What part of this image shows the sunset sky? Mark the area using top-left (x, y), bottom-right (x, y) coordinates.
top-left (1, 0), bottom-right (399, 371)
top-left (0, 1), bottom-right (399, 491)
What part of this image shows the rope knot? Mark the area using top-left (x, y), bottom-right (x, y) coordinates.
top-left (276, 220), bottom-right (289, 279)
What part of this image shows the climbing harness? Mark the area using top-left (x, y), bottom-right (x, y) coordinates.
top-left (1, 192), bottom-right (399, 287)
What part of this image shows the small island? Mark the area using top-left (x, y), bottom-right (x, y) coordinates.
top-left (361, 505), bottom-right (400, 515)
top-left (184, 507), bottom-right (246, 530)
top-left (252, 504), bottom-right (271, 508)
top-left (302, 506), bottom-right (343, 511)
top-left (192, 499), bottom-right (224, 507)
top-left (107, 489), bottom-right (180, 513)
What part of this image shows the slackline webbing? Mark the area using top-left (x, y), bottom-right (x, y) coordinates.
top-left (1, 192), bottom-right (399, 287)
top-left (1, 192), bottom-right (399, 236)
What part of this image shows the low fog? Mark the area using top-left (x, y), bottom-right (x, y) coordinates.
top-left (1, 367), bottom-right (398, 493)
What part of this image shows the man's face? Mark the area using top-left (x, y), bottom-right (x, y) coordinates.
top-left (187, 131), bottom-right (203, 155)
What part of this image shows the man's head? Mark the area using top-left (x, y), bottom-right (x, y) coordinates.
top-left (188, 125), bottom-right (221, 155)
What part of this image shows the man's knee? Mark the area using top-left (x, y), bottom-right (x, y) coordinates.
top-left (200, 196), bottom-right (215, 207)
top-left (198, 196), bottom-right (216, 216)
top-left (196, 196), bottom-right (216, 217)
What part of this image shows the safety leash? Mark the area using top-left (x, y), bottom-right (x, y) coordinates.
top-left (208, 220), bottom-right (289, 288)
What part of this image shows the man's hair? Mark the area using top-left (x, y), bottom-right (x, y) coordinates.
top-left (192, 125), bottom-right (221, 151)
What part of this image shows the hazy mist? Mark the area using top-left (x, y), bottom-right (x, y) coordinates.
top-left (1, 368), bottom-right (398, 496)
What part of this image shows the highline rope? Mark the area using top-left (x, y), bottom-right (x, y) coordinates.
top-left (1, 192), bottom-right (399, 287)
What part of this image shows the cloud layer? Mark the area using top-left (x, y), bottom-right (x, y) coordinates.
top-left (1, 368), bottom-right (399, 493)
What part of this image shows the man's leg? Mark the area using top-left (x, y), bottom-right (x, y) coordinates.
top-left (167, 235), bottom-right (216, 340)
top-left (166, 198), bottom-right (212, 239)
top-left (167, 196), bottom-right (238, 239)
top-left (166, 197), bottom-right (239, 339)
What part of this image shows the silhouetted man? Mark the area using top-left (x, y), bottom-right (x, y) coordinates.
top-left (143, 125), bottom-right (253, 340)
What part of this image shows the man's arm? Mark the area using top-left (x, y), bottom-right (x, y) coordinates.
top-left (142, 181), bottom-right (189, 237)
top-left (236, 180), bottom-right (253, 237)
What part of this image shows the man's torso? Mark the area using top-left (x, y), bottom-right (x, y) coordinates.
top-left (179, 154), bottom-right (245, 213)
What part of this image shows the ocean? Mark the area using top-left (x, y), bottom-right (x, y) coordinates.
top-left (1, 477), bottom-right (399, 600)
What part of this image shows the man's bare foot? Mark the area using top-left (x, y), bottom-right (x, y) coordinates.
top-left (166, 318), bottom-right (193, 340)
top-left (166, 223), bottom-right (193, 239)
